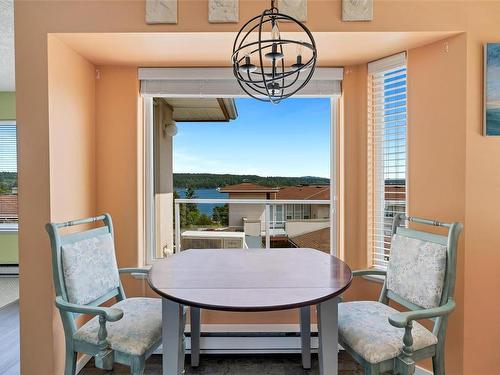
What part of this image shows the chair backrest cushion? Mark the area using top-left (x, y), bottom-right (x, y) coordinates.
top-left (61, 233), bottom-right (120, 305)
top-left (386, 233), bottom-right (447, 309)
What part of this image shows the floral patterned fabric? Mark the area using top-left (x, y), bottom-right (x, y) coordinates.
top-left (61, 233), bottom-right (120, 305)
top-left (386, 234), bottom-right (447, 309)
top-left (73, 297), bottom-right (162, 356)
top-left (338, 301), bottom-right (437, 364)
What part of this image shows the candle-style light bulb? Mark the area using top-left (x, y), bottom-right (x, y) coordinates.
top-left (292, 41), bottom-right (308, 71)
top-left (296, 41), bottom-right (303, 56)
top-left (271, 20), bottom-right (280, 40)
top-left (265, 19), bottom-right (284, 61)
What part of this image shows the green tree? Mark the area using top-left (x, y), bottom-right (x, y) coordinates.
top-left (173, 173), bottom-right (329, 189)
top-left (195, 214), bottom-right (213, 226)
top-left (179, 186), bottom-right (210, 228)
top-left (212, 204), bottom-right (229, 226)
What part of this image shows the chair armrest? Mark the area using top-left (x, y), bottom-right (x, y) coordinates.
top-left (352, 268), bottom-right (387, 277)
top-left (55, 296), bottom-right (124, 322)
top-left (119, 267), bottom-right (151, 274)
top-left (389, 299), bottom-right (456, 328)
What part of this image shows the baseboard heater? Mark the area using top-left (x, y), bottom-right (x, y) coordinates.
top-left (155, 330), bottom-right (320, 355)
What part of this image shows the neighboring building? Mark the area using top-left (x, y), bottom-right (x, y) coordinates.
top-left (290, 227), bottom-right (330, 254)
top-left (276, 185), bottom-right (331, 225)
top-left (218, 182), bottom-right (280, 229)
top-left (218, 182), bottom-right (331, 238)
top-left (0, 194), bottom-right (18, 223)
top-left (218, 181), bottom-right (405, 252)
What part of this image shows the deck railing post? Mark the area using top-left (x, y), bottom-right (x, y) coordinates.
top-left (265, 203), bottom-right (271, 249)
top-left (175, 202), bottom-right (181, 253)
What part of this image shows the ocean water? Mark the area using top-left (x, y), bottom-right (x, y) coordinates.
top-left (486, 107), bottom-right (500, 136)
top-left (175, 188), bottom-right (228, 216)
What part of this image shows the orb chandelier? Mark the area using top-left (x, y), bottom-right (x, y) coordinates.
top-left (232, 0), bottom-right (317, 104)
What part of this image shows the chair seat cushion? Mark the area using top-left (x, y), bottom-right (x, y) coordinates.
top-left (74, 297), bottom-right (162, 356)
top-left (338, 301), bottom-right (438, 364)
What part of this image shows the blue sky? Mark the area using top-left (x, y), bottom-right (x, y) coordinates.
top-left (173, 98), bottom-right (331, 178)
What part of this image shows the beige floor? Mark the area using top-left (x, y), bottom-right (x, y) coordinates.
top-left (0, 277), bottom-right (19, 309)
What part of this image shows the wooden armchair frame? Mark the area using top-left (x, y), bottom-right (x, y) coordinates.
top-left (46, 214), bottom-right (159, 375)
top-left (340, 214), bottom-right (463, 375)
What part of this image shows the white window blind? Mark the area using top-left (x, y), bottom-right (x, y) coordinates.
top-left (0, 124), bottom-right (16, 172)
top-left (138, 68), bottom-right (343, 97)
top-left (0, 123), bottom-right (18, 224)
top-left (367, 53), bottom-right (407, 269)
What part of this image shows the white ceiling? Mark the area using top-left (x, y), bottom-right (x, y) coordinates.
top-left (0, 0), bottom-right (15, 91)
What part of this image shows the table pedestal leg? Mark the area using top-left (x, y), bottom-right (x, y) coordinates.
top-left (317, 297), bottom-right (339, 375)
top-left (162, 298), bottom-right (185, 375)
top-left (189, 307), bottom-right (200, 367)
top-left (300, 306), bottom-right (311, 369)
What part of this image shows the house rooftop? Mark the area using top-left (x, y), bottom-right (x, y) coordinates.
top-left (290, 227), bottom-right (330, 254)
top-left (276, 185), bottom-right (330, 200)
top-left (219, 183), bottom-right (280, 193)
top-left (0, 194), bottom-right (18, 220)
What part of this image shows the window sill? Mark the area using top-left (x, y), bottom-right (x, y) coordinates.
top-left (131, 272), bottom-right (148, 280)
top-left (362, 274), bottom-right (385, 284)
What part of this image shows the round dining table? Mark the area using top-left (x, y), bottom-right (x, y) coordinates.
top-left (148, 248), bottom-right (352, 375)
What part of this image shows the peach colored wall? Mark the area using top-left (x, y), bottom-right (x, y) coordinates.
top-left (407, 34), bottom-right (467, 374)
top-left (48, 36), bottom-right (97, 222)
top-left (95, 66), bottom-right (144, 296)
top-left (14, 1), bottom-right (500, 374)
top-left (343, 33), bottom-right (468, 374)
top-left (40, 36), bottom-right (96, 374)
top-left (463, 7), bottom-right (500, 374)
top-left (341, 64), bottom-right (368, 271)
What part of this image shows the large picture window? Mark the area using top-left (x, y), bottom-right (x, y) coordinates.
top-left (367, 53), bottom-right (407, 269)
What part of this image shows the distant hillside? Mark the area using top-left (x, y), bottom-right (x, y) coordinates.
top-left (173, 173), bottom-right (330, 189)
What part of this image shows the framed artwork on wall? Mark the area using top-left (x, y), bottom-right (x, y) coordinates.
top-left (484, 43), bottom-right (500, 136)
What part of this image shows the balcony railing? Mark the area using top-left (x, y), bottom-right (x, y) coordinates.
top-left (174, 198), bottom-right (331, 252)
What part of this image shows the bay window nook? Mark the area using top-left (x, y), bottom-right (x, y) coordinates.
top-left (8, 1), bottom-right (500, 374)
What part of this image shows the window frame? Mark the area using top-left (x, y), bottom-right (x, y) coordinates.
top-left (367, 54), bottom-right (408, 270)
top-left (0, 121), bottom-right (18, 232)
top-left (141, 68), bottom-right (343, 265)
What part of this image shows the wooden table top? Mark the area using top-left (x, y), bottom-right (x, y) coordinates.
top-left (148, 248), bottom-right (352, 312)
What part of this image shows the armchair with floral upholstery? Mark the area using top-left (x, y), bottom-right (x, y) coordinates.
top-left (338, 214), bottom-right (462, 375)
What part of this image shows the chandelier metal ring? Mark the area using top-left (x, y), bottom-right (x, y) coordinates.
top-left (232, 1), bottom-right (317, 104)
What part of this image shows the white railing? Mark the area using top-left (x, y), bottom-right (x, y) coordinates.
top-left (174, 198), bottom-right (330, 252)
